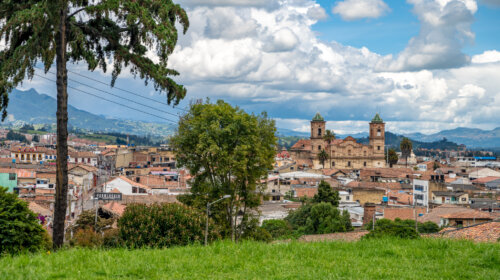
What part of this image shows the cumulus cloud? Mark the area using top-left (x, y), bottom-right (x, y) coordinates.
top-left (332, 0), bottom-right (391, 21)
top-left (376, 0), bottom-right (477, 72)
top-left (307, 5), bottom-right (328, 20)
top-left (472, 50), bottom-right (500, 63)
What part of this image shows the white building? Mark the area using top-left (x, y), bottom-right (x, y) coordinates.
top-left (413, 179), bottom-right (429, 210)
top-left (103, 176), bottom-right (151, 195)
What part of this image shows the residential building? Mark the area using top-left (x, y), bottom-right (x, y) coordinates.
top-left (431, 191), bottom-right (469, 205)
top-left (440, 210), bottom-right (494, 227)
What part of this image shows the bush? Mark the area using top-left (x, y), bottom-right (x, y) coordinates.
top-left (118, 203), bottom-right (220, 248)
top-left (418, 221), bottom-right (440, 233)
top-left (312, 180), bottom-right (340, 206)
top-left (364, 218), bottom-right (420, 239)
top-left (0, 187), bottom-right (49, 255)
top-left (261, 219), bottom-right (292, 239)
top-left (72, 228), bottom-right (103, 248)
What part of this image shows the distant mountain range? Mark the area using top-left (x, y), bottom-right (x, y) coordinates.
top-left (4, 89), bottom-right (499, 148)
top-left (277, 127), bottom-right (500, 149)
top-left (2, 88), bottom-right (174, 136)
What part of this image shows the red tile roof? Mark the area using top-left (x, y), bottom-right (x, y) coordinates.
top-left (437, 222), bottom-right (500, 242)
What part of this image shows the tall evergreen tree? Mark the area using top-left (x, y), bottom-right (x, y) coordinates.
top-left (0, 0), bottom-right (189, 248)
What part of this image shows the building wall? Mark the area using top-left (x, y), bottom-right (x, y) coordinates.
top-left (0, 172), bottom-right (17, 192)
top-left (352, 189), bottom-right (385, 205)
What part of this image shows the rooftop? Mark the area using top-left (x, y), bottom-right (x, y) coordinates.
top-left (312, 112), bottom-right (324, 122)
top-left (371, 113), bottom-right (383, 123)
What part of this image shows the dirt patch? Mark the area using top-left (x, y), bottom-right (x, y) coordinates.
top-left (298, 231), bottom-right (369, 242)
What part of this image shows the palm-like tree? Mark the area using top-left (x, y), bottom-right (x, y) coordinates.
top-left (323, 130), bottom-right (336, 168)
top-left (400, 137), bottom-right (413, 167)
top-left (318, 149), bottom-right (329, 169)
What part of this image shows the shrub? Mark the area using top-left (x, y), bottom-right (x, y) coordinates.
top-left (418, 221), bottom-right (440, 233)
top-left (240, 218), bottom-right (272, 243)
top-left (118, 203), bottom-right (220, 248)
top-left (261, 219), bottom-right (292, 239)
top-left (72, 228), bottom-right (103, 248)
top-left (0, 187), bottom-right (49, 255)
top-left (364, 218), bottom-right (420, 239)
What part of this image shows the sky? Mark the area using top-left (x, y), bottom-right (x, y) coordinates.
top-left (14, 0), bottom-right (500, 135)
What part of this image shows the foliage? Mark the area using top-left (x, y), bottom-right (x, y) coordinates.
top-left (240, 217), bottom-right (272, 243)
top-left (171, 100), bottom-right (277, 240)
top-left (387, 148), bottom-right (398, 166)
top-left (118, 203), bottom-right (219, 248)
top-left (364, 218), bottom-right (419, 239)
top-left (0, 187), bottom-right (49, 255)
top-left (317, 149), bottom-right (329, 169)
top-left (1, 239), bottom-right (500, 279)
top-left (285, 202), bottom-right (351, 235)
top-left (312, 180), bottom-right (340, 206)
top-left (70, 210), bottom-right (114, 233)
top-left (261, 219), bottom-right (292, 239)
top-left (71, 228), bottom-right (103, 248)
top-left (6, 130), bottom-right (27, 143)
top-left (418, 221), bottom-right (440, 233)
top-left (400, 137), bottom-right (413, 165)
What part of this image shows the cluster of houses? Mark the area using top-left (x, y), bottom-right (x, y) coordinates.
top-left (1, 140), bottom-right (190, 234)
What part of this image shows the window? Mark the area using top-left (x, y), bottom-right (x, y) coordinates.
top-left (332, 161), bottom-right (335, 167)
top-left (461, 197), bottom-right (466, 201)
top-left (348, 161), bottom-right (351, 167)
top-left (348, 150), bottom-right (351, 156)
top-left (415, 194), bottom-right (424, 200)
top-left (363, 151), bottom-right (367, 156)
top-left (346, 196), bottom-right (349, 201)
top-left (377, 146), bottom-right (381, 151)
top-left (272, 189), bottom-right (275, 193)
top-left (48, 184), bottom-right (54, 189)
top-left (9, 173), bottom-right (15, 180)
top-left (318, 128), bottom-right (322, 136)
top-left (415, 185), bottom-right (424, 192)
top-left (363, 162), bottom-right (367, 167)
top-left (318, 145), bottom-right (321, 150)
top-left (377, 129), bottom-right (381, 136)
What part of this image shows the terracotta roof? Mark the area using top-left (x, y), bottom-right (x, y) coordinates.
top-left (420, 205), bottom-right (474, 224)
top-left (437, 222), bottom-right (500, 242)
top-left (0, 167), bottom-right (16, 173)
top-left (133, 175), bottom-right (179, 188)
top-left (347, 181), bottom-right (401, 190)
top-left (290, 139), bottom-right (312, 150)
top-left (69, 164), bottom-right (98, 173)
top-left (432, 191), bottom-right (465, 197)
top-left (102, 201), bottom-right (126, 216)
top-left (360, 168), bottom-right (414, 179)
top-left (387, 190), bottom-right (413, 205)
top-left (472, 176), bottom-right (500, 184)
top-left (441, 210), bottom-right (494, 220)
top-left (0, 157), bottom-right (14, 163)
top-left (117, 176), bottom-right (151, 190)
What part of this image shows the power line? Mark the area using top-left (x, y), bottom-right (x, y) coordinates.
top-left (40, 69), bottom-right (182, 118)
top-left (65, 68), bottom-right (189, 112)
top-left (33, 74), bottom-right (178, 124)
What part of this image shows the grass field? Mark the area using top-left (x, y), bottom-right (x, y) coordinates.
top-left (1, 238), bottom-right (499, 279)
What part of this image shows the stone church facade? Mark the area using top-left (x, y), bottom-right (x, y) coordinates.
top-left (290, 113), bottom-right (386, 169)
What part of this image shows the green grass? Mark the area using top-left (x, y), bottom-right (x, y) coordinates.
top-left (1, 238), bottom-right (499, 279)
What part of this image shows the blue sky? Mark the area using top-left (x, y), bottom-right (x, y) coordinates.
top-left (15, 0), bottom-right (500, 135)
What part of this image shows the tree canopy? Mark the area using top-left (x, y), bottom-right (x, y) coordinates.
top-left (312, 180), bottom-right (340, 207)
top-left (172, 100), bottom-right (277, 241)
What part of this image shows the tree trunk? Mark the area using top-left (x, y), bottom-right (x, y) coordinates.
top-left (53, 6), bottom-right (69, 249)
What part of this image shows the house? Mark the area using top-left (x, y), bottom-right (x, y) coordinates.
top-left (103, 176), bottom-right (151, 195)
top-left (431, 191), bottom-right (469, 205)
top-left (468, 168), bottom-right (500, 180)
top-left (339, 191), bottom-right (353, 203)
top-left (69, 151), bottom-right (98, 166)
top-left (420, 205), bottom-right (473, 227)
top-left (0, 168), bottom-right (17, 192)
top-left (11, 146), bottom-right (47, 164)
top-left (69, 164), bottom-right (97, 192)
top-left (440, 210), bottom-right (494, 227)
top-left (469, 198), bottom-right (500, 212)
top-left (382, 206), bottom-right (426, 221)
top-left (345, 181), bottom-right (386, 205)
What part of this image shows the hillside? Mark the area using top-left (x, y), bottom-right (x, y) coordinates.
top-left (407, 127), bottom-right (500, 148)
top-left (1, 239), bottom-right (498, 279)
top-left (3, 88), bottom-right (175, 136)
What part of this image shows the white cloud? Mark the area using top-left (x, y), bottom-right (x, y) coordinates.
top-left (472, 50), bottom-right (500, 63)
top-left (307, 5), bottom-right (328, 20)
top-left (264, 28), bottom-right (300, 52)
top-left (377, 0), bottom-right (477, 71)
top-left (332, 0), bottom-right (390, 21)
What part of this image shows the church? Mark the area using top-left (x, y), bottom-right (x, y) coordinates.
top-left (290, 113), bottom-right (386, 169)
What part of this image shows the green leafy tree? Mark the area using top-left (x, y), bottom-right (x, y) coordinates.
top-left (400, 137), bottom-right (413, 167)
top-left (0, 187), bottom-right (50, 255)
top-left (387, 148), bottom-right (399, 167)
top-left (0, 1), bottom-right (189, 249)
top-left (172, 100), bottom-right (277, 241)
top-left (312, 180), bottom-right (340, 206)
top-left (304, 203), bottom-right (352, 234)
top-left (364, 218), bottom-right (419, 239)
top-left (322, 130), bottom-right (335, 168)
top-left (317, 149), bottom-right (329, 169)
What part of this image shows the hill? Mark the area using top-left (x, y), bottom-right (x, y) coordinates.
top-left (357, 132), bottom-right (460, 152)
top-left (1, 239), bottom-right (498, 279)
top-left (3, 88), bottom-right (175, 136)
top-left (407, 127), bottom-right (500, 148)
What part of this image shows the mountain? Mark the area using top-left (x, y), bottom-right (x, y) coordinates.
top-left (276, 128), bottom-right (309, 137)
top-left (406, 127), bottom-right (500, 148)
top-left (3, 88), bottom-right (174, 136)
